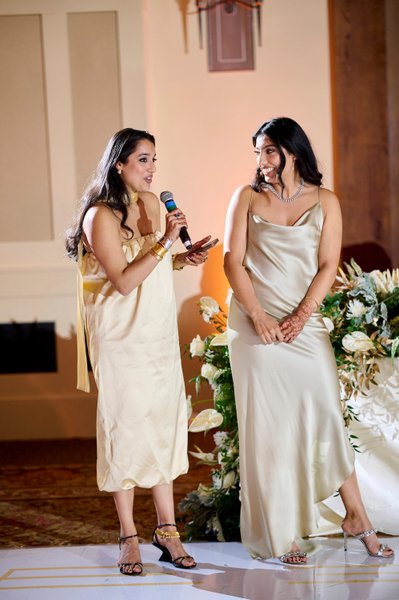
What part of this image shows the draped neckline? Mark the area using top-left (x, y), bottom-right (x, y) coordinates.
top-left (250, 202), bottom-right (321, 228)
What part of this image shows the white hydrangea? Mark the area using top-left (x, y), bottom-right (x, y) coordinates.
top-left (213, 431), bottom-right (229, 447)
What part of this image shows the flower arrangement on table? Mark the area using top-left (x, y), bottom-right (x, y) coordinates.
top-left (180, 261), bottom-right (399, 541)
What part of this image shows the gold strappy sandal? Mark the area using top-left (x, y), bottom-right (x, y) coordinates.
top-left (152, 523), bottom-right (196, 569)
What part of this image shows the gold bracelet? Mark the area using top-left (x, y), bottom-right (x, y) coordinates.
top-left (172, 253), bottom-right (184, 271)
top-left (150, 242), bottom-right (168, 261)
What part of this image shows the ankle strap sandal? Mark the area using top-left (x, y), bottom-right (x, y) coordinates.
top-left (152, 523), bottom-right (196, 569)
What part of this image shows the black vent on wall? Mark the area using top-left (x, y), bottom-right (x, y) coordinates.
top-left (0, 322), bottom-right (57, 374)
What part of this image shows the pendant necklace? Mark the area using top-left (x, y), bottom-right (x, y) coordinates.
top-left (264, 178), bottom-right (305, 203)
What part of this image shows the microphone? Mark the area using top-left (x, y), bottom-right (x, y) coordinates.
top-left (160, 191), bottom-right (192, 249)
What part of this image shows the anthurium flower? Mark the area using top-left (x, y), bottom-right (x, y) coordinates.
top-left (322, 317), bottom-right (334, 332)
top-left (210, 332), bottom-right (228, 346)
top-left (188, 408), bottom-right (223, 432)
top-left (342, 331), bottom-right (374, 352)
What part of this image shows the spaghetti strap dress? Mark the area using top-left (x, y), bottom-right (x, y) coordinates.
top-left (76, 230), bottom-right (188, 492)
top-left (227, 192), bottom-right (355, 558)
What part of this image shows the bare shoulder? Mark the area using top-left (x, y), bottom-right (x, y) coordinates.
top-left (84, 203), bottom-right (118, 226)
top-left (319, 187), bottom-right (341, 216)
top-left (229, 184), bottom-right (253, 211)
top-left (138, 191), bottom-right (159, 207)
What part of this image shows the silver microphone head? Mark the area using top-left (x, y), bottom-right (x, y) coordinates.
top-left (160, 191), bottom-right (173, 204)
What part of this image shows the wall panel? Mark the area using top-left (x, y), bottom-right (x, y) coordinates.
top-left (0, 14), bottom-right (52, 241)
top-left (68, 11), bottom-right (122, 196)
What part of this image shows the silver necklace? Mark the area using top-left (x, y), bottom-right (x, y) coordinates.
top-left (264, 178), bottom-right (305, 203)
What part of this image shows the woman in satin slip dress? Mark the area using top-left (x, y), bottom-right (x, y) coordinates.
top-left (66, 128), bottom-right (212, 575)
top-left (224, 117), bottom-right (394, 564)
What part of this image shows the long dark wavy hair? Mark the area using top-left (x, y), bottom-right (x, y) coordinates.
top-left (251, 117), bottom-right (323, 192)
top-left (65, 127), bottom-right (155, 260)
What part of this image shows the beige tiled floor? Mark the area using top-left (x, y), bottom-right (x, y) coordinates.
top-left (1, 537), bottom-right (398, 599)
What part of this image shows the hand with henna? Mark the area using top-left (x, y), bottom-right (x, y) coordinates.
top-left (279, 297), bottom-right (318, 344)
top-left (252, 309), bottom-right (285, 345)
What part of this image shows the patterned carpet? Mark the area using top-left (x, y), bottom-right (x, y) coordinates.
top-left (0, 439), bottom-right (211, 549)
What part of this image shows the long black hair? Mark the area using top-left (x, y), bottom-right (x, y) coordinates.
top-left (65, 127), bottom-right (155, 260)
top-left (251, 117), bottom-right (322, 192)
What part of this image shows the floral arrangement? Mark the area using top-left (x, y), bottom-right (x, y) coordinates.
top-left (180, 296), bottom-right (240, 541)
top-left (321, 260), bottom-right (399, 432)
top-left (180, 262), bottom-right (399, 541)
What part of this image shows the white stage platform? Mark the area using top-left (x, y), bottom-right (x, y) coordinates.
top-left (1, 538), bottom-right (398, 600)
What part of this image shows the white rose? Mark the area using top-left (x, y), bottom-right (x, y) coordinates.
top-left (199, 296), bottom-right (220, 322)
top-left (201, 363), bottom-right (219, 383)
top-left (189, 334), bottom-right (205, 357)
top-left (342, 331), bottom-right (374, 353)
top-left (322, 317), bottom-right (334, 333)
top-left (210, 332), bottom-right (228, 347)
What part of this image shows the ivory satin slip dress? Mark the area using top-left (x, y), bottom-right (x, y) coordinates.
top-left (227, 191), bottom-right (354, 558)
top-left (76, 229), bottom-right (188, 492)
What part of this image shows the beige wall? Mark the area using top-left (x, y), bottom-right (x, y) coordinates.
top-left (144, 0), bottom-right (333, 313)
top-left (0, 0), bottom-right (332, 439)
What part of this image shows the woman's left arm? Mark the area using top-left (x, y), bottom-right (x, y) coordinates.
top-left (280, 189), bottom-right (342, 343)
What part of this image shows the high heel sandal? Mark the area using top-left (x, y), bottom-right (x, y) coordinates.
top-left (279, 551), bottom-right (308, 564)
top-left (118, 534), bottom-right (143, 576)
top-left (152, 523), bottom-right (196, 569)
top-left (342, 528), bottom-right (394, 558)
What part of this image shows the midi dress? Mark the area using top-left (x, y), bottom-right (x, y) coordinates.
top-left (76, 231), bottom-right (188, 492)
top-left (227, 199), bottom-right (355, 558)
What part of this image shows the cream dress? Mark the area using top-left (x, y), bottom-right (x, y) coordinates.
top-left (227, 196), bottom-right (355, 559)
top-left (76, 231), bottom-right (188, 492)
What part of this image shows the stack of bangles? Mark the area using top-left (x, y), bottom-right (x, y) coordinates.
top-left (149, 236), bottom-right (173, 261)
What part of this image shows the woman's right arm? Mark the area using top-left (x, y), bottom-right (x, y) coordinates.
top-left (82, 202), bottom-right (185, 296)
top-left (223, 186), bottom-right (284, 344)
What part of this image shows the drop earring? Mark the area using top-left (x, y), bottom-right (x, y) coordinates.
top-left (117, 167), bottom-right (122, 175)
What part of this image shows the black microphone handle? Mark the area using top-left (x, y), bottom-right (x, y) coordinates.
top-left (179, 226), bottom-right (192, 249)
